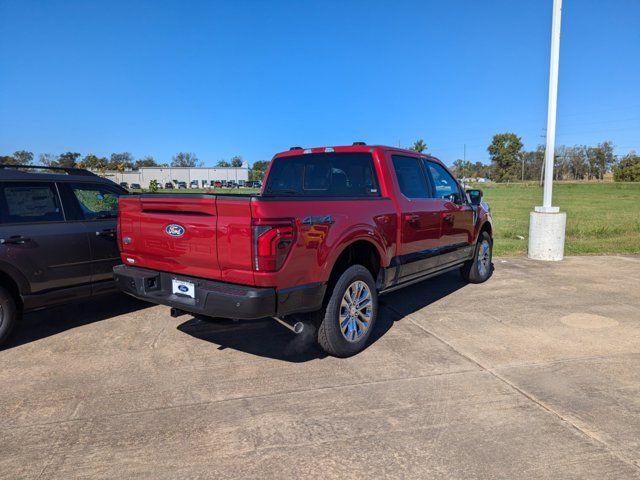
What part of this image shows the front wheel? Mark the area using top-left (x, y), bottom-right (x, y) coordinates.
top-left (317, 265), bottom-right (378, 358)
top-left (461, 231), bottom-right (493, 283)
top-left (0, 286), bottom-right (18, 346)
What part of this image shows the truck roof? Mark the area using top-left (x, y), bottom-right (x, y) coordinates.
top-left (273, 144), bottom-right (442, 162)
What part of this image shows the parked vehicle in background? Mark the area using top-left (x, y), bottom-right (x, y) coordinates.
top-left (238, 180), bottom-right (246, 187)
top-left (190, 180), bottom-right (199, 188)
top-left (0, 165), bottom-right (128, 345)
top-left (114, 144), bottom-right (493, 357)
top-left (177, 181), bottom-right (187, 189)
top-left (130, 183), bottom-right (141, 190)
top-left (213, 181), bottom-right (222, 188)
top-left (119, 182), bottom-right (128, 189)
top-left (246, 180), bottom-right (263, 189)
top-left (164, 182), bottom-right (174, 189)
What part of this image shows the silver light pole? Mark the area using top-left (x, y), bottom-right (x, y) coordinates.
top-left (528, 0), bottom-right (567, 261)
top-left (540, 0), bottom-right (562, 212)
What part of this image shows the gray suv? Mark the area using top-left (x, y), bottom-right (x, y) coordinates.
top-left (0, 165), bottom-right (128, 344)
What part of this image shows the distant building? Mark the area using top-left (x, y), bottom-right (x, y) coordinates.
top-left (96, 165), bottom-right (249, 188)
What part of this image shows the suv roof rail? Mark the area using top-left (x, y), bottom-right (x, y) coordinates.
top-left (0, 164), bottom-right (98, 176)
top-left (352, 141), bottom-right (367, 146)
top-left (289, 146), bottom-right (303, 150)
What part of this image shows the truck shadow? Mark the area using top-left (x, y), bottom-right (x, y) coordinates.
top-left (177, 270), bottom-right (467, 362)
top-left (1, 293), bottom-right (151, 350)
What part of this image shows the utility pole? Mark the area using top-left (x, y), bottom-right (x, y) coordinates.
top-left (528, 0), bottom-right (567, 261)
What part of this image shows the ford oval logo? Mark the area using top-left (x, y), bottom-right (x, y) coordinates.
top-left (178, 285), bottom-right (189, 292)
top-left (165, 224), bottom-right (185, 237)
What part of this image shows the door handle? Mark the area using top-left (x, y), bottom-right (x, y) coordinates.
top-left (442, 213), bottom-right (454, 223)
top-left (404, 214), bottom-right (420, 224)
top-left (0, 235), bottom-right (31, 245)
top-left (96, 229), bottom-right (116, 237)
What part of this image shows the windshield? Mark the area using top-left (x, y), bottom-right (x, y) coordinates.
top-left (264, 152), bottom-right (380, 197)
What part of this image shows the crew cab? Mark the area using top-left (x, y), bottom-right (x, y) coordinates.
top-left (114, 144), bottom-right (493, 357)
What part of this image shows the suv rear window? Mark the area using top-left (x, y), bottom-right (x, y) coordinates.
top-left (0, 182), bottom-right (64, 223)
top-left (264, 152), bottom-right (380, 197)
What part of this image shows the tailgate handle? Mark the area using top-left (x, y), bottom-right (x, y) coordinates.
top-left (96, 229), bottom-right (116, 237)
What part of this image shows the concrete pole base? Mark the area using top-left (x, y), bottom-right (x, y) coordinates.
top-left (528, 209), bottom-right (567, 261)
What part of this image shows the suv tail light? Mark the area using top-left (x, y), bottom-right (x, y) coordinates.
top-left (252, 218), bottom-right (295, 272)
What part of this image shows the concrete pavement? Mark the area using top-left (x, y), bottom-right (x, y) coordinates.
top-left (1, 256), bottom-right (639, 479)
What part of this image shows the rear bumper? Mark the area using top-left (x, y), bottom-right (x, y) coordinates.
top-left (113, 265), bottom-right (325, 320)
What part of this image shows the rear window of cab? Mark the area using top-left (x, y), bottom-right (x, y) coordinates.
top-left (264, 152), bottom-right (380, 197)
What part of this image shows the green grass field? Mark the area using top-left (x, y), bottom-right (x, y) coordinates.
top-left (133, 183), bottom-right (640, 257)
top-left (473, 182), bottom-right (640, 256)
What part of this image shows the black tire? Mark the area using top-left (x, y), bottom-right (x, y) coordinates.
top-left (317, 265), bottom-right (378, 358)
top-left (461, 231), bottom-right (493, 283)
top-left (0, 286), bottom-right (18, 346)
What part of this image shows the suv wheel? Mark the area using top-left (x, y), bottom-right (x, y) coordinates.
top-left (0, 286), bottom-right (18, 345)
top-left (317, 265), bottom-right (377, 357)
top-left (461, 231), bottom-right (493, 283)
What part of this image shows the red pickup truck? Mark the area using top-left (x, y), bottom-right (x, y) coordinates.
top-left (114, 144), bottom-right (493, 357)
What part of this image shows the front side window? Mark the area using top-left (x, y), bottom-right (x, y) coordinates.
top-left (391, 155), bottom-right (429, 199)
top-left (425, 161), bottom-right (462, 201)
top-left (0, 182), bottom-right (64, 223)
top-left (264, 152), bottom-right (380, 197)
top-left (70, 183), bottom-right (122, 220)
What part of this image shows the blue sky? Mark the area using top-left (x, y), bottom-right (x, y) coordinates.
top-left (1, 0), bottom-right (638, 166)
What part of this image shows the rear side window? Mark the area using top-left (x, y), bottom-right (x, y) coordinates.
top-left (264, 152), bottom-right (380, 197)
top-left (69, 183), bottom-right (122, 220)
top-left (0, 182), bottom-right (64, 223)
top-left (391, 155), bottom-right (430, 199)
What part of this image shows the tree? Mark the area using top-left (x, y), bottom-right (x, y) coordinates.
top-left (487, 133), bottom-right (524, 182)
top-left (148, 179), bottom-right (160, 192)
top-left (249, 160), bottom-right (270, 181)
top-left (613, 152), bottom-right (640, 182)
top-left (81, 154), bottom-right (108, 170)
top-left (216, 159), bottom-right (231, 167)
top-left (39, 153), bottom-right (57, 166)
top-left (410, 139), bottom-right (427, 153)
top-left (230, 155), bottom-right (243, 167)
top-left (109, 152), bottom-right (134, 170)
top-left (13, 150), bottom-right (34, 165)
top-left (588, 141), bottom-right (615, 180)
top-left (57, 152), bottom-right (81, 168)
top-left (135, 156), bottom-right (157, 169)
top-left (0, 151), bottom-right (34, 165)
top-left (172, 152), bottom-right (201, 167)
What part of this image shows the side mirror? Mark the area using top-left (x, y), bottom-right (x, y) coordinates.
top-left (466, 189), bottom-right (483, 206)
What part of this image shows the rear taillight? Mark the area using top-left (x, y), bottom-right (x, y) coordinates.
top-left (252, 218), bottom-right (295, 272)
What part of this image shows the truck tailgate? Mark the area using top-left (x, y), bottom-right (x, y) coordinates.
top-left (119, 195), bottom-right (224, 280)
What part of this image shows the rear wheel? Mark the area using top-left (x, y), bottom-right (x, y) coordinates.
top-left (317, 265), bottom-right (377, 357)
top-left (0, 286), bottom-right (18, 346)
top-left (461, 231), bottom-right (493, 283)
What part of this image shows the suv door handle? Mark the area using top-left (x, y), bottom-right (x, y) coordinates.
top-left (0, 235), bottom-right (31, 245)
top-left (404, 214), bottom-right (420, 224)
top-left (96, 229), bottom-right (116, 237)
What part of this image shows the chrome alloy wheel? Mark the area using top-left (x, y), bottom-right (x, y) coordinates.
top-left (339, 280), bottom-right (373, 342)
top-left (477, 239), bottom-right (491, 278)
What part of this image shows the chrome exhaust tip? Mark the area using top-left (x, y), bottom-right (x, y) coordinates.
top-left (273, 317), bottom-right (305, 334)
